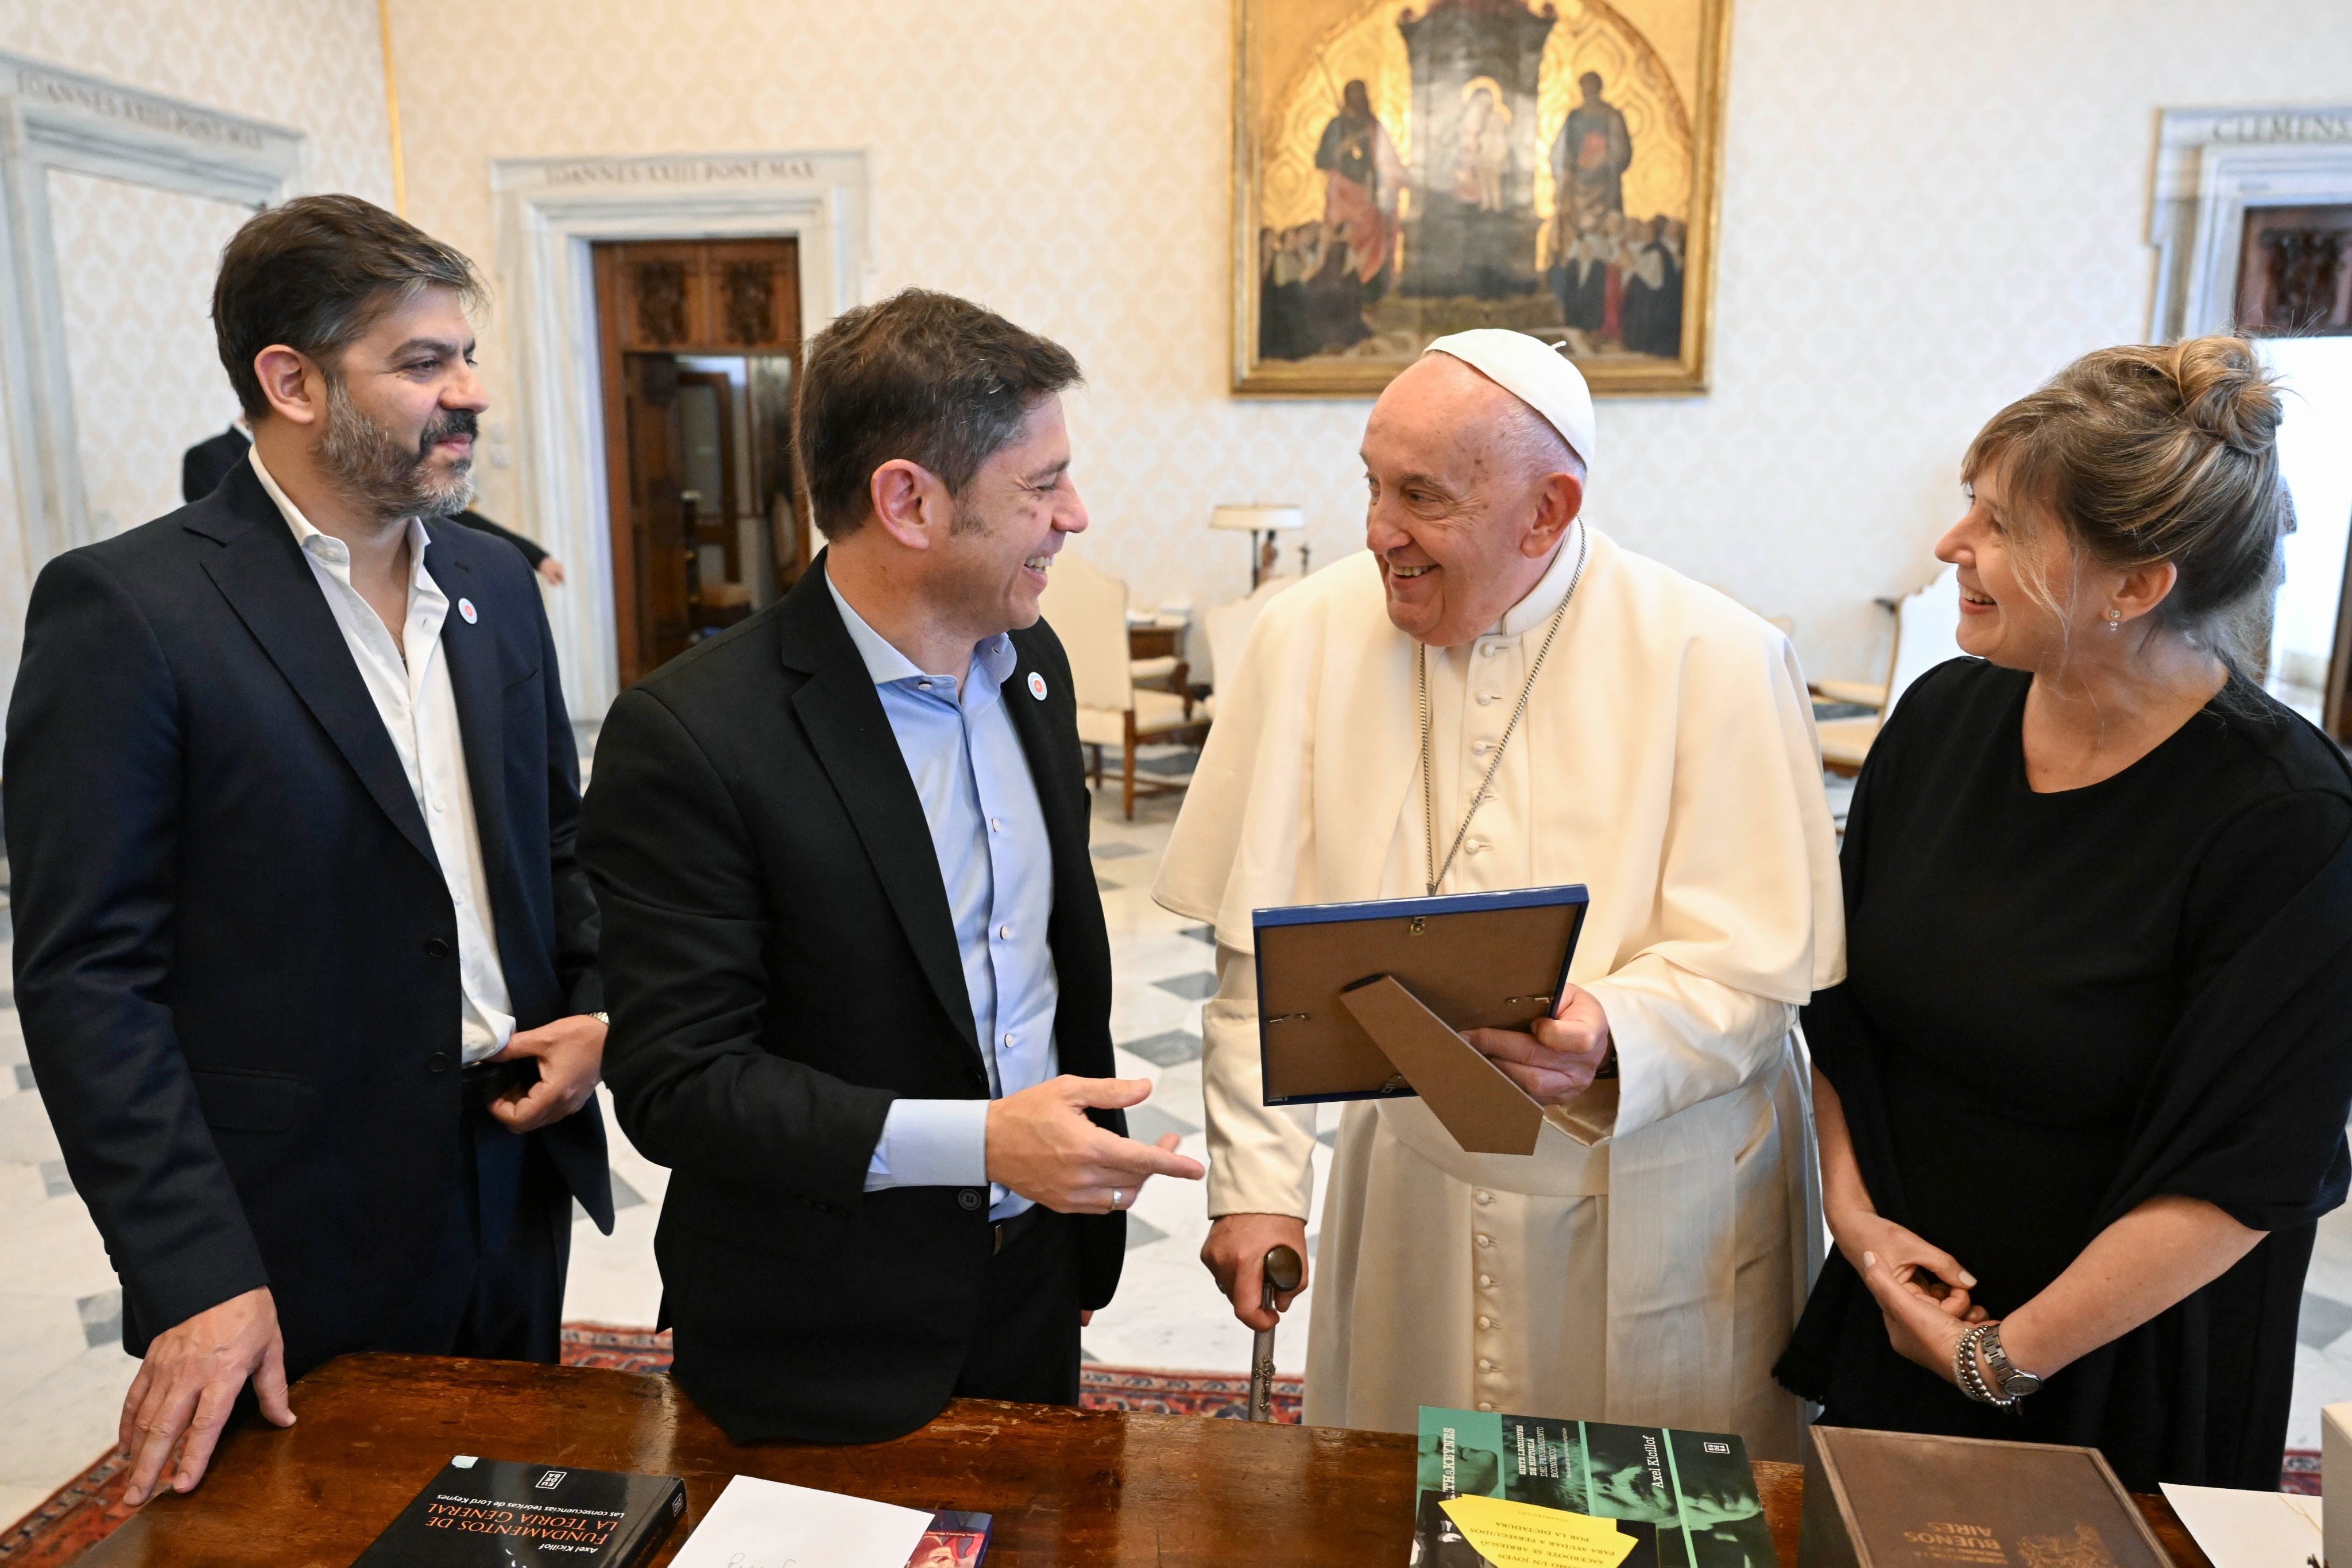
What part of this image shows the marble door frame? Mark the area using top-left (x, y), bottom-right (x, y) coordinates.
top-left (489, 150), bottom-right (872, 724)
top-left (2149, 105), bottom-right (2352, 342)
top-left (0, 50), bottom-right (302, 584)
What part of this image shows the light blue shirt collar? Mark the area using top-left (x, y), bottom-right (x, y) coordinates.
top-left (825, 568), bottom-right (1018, 694)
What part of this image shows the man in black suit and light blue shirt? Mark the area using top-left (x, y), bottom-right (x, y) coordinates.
top-left (583, 290), bottom-right (1201, 1443)
top-left (7, 196), bottom-right (609, 1507)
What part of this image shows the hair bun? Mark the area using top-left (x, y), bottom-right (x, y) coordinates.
top-left (2171, 335), bottom-right (2281, 455)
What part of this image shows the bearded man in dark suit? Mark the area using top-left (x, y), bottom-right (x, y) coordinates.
top-left (9, 195), bottom-right (610, 1506)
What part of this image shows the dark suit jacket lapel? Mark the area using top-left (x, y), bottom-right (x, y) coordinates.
top-left (192, 466), bottom-right (438, 870)
top-left (779, 562), bottom-right (982, 1066)
top-left (424, 531), bottom-right (513, 915)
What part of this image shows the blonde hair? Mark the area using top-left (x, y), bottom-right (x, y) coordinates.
top-left (1960, 335), bottom-right (2290, 676)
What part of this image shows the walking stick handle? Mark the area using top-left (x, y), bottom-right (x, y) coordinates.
top-left (1248, 1245), bottom-right (1305, 1422)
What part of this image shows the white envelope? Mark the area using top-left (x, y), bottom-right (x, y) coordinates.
top-left (669, 1474), bottom-right (936, 1568)
top-left (2158, 1482), bottom-right (2322, 1568)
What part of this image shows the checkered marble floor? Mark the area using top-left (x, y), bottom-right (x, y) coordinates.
top-left (4, 759), bottom-right (2345, 1527)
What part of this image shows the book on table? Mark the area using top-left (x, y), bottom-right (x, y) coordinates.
top-left (349, 1455), bottom-right (686, 1566)
top-left (909, 1509), bottom-right (995, 1565)
top-left (1798, 1426), bottom-right (2168, 1568)
top-left (1413, 1406), bottom-right (1773, 1567)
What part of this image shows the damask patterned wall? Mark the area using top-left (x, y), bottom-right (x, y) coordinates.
top-left (8, 2), bottom-right (2352, 692)
top-left (0, 0), bottom-right (390, 696)
top-left (45, 173), bottom-right (254, 536)
top-left (0, 0), bottom-right (390, 197)
top-left (384, 0), bottom-right (2352, 690)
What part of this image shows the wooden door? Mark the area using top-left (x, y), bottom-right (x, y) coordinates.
top-left (593, 237), bottom-right (802, 686)
top-left (617, 353), bottom-right (690, 672)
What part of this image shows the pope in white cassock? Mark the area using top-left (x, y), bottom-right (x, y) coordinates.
top-left (1153, 330), bottom-right (1843, 1456)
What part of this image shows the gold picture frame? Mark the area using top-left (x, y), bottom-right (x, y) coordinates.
top-left (1232, 0), bottom-right (1731, 398)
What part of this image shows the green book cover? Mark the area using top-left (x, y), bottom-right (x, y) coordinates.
top-left (1412, 1407), bottom-right (1773, 1568)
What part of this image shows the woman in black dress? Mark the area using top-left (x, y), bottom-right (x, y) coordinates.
top-left (1775, 335), bottom-right (2352, 1490)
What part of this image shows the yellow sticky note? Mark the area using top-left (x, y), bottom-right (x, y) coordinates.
top-left (1438, 1495), bottom-right (1638, 1568)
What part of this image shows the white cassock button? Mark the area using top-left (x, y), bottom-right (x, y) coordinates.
top-left (1479, 1274), bottom-right (1494, 1287)
top-left (1475, 1190), bottom-right (1492, 1204)
top-left (1477, 692), bottom-right (1498, 706)
top-left (1477, 1316), bottom-right (1493, 1329)
top-left (1477, 1358), bottom-right (1494, 1371)
top-left (1466, 839), bottom-right (1486, 854)
top-left (1476, 1234), bottom-right (1493, 1248)
top-left (1472, 740), bottom-right (1495, 756)
top-left (1477, 1401), bottom-right (1496, 1412)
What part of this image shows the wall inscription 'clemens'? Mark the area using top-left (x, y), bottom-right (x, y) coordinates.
top-left (1232, 0), bottom-right (1731, 397)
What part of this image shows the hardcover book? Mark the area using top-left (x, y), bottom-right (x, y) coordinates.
top-left (1798, 1426), bottom-right (2168, 1568)
top-left (1413, 1406), bottom-right (1773, 1567)
top-left (909, 1509), bottom-right (993, 1566)
top-left (351, 1455), bottom-right (687, 1567)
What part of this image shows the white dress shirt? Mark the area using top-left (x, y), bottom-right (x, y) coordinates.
top-left (249, 446), bottom-right (516, 1063)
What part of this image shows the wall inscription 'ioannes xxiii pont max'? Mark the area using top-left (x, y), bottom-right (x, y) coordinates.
top-left (1233, 0), bottom-right (1729, 398)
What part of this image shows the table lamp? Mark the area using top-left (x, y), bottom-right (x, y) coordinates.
top-left (1210, 504), bottom-right (1306, 590)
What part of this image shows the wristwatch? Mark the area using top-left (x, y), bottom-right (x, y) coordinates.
top-left (1978, 1322), bottom-right (2043, 1400)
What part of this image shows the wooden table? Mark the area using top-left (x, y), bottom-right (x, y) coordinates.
top-left (80, 1354), bottom-right (2216, 1566)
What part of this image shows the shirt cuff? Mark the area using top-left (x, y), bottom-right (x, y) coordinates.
top-left (864, 1097), bottom-right (990, 1191)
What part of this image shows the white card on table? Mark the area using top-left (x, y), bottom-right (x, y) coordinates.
top-left (668, 1473), bottom-right (935, 1568)
top-left (2157, 1482), bottom-right (2322, 1568)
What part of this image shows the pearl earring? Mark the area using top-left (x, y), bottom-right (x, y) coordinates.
top-left (2104, 609), bottom-right (2123, 633)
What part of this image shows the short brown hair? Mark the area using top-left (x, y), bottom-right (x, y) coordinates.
top-left (1962, 334), bottom-right (2289, 673)
top-left (212, 194), bottom-right (485, 420)
top-left (794, 289), bottom-right (1082, 540)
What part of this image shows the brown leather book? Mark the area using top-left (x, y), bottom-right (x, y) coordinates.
top-left (1798, 1427), bottom-right (2168, 1568)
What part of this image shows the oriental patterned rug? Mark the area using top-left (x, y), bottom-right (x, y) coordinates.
top-left (0, 1323), bottom-right (1304, 1561)
top-left (558, 1322), bottom-right (1306, 1422)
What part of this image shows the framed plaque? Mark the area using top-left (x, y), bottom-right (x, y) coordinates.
top-left (1252, 885), bottom-right (1593, 1155)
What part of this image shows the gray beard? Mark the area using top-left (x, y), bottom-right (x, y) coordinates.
top-left (315, 377), bottom-right (474, 522)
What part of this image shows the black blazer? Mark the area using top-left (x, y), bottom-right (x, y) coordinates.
top-left (181, 425), bottom-right (249, 504)
top-left (580, 557), bottom-right (1123, 1445)
top-left (5, 460), bottom-right (610, 1380)
top-left (455, 510), bottom-right (551, 571)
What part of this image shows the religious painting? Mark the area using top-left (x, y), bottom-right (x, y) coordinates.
top-left (1232, 0), bottom-right (1731, 397)
top-left (2234, 204), bottom-right (2352, 336)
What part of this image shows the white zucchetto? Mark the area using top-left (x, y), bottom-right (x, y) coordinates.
top-left (1423, 328), bottom-right (1598, 475)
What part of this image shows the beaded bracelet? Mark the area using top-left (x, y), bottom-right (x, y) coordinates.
top-left (1953, 1323), bottom-right (2017, 1409)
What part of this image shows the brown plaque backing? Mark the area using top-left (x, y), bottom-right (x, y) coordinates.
top-left (1337, 975), bottom-right (1546, 1155)
top-left (1254, 896), bottom-right (1583, 1102)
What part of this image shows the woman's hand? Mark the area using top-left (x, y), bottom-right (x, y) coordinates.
top-left (1828, 1205), bottom-right (1984, 1323)
top-left (1858, 1248), bottom-right (1989, 1385)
